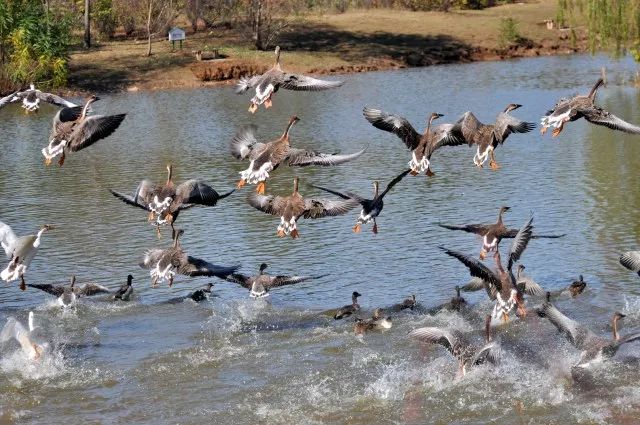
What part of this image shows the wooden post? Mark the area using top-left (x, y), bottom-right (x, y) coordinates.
top-left (83, 0), bottom-right (91, 49)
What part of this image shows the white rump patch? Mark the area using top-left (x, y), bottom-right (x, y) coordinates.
top-left (277, 216), bottom-right (297, 235)
top-left (540, 109), bottom-right (571, 129)
top-left (150, 262), bottom-right (175, 284)
top-left (1, 262), bottom-right (26, 282)
top-left (473, 145), bottom-right (492, 167)
top-left (408, 151), bottom-right (430, 174)
top-left (22, 98), bottom-right (40, 111)
top-left (492, 289), bottom-right (517, 322)
top-left (251, 83), bottom-right (275, 105)
top-left (357, 209), bottom-right (373, 225)
top-left (240, 160), bottom-right (273, 184)
top-left (41, 140), bottom-right (67, 160)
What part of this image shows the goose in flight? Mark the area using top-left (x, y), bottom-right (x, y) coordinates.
top-left (225, 263), bottom-right (324, 298)
top-left (0, 84), bottom-right (77, 113)
top-left (1, 221), bottom-right (54, 290)
top-left (27, 275), bottom-right (110, 308)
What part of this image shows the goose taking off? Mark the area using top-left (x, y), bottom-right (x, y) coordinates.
top-left (231, 116), bottom-right (365, 194)
top-left (236, 46), bottom-right (343, 113)
top-left (109, 164), bottom-right (234, 237)
top-left (541, 78), bottom-right (640, 137)
top-left (0, 317), bottom-right (44, 361)
top-left (456, 104), bottom-right (535, 170)
top-left (139, 229), bottom-right (239, 287)
top-left (409, 315), bottom-right (500, 377)
top-left (27, 275), bottom-right (110, 308)
top-left (312, 169), bottom-right (410, 234)
top-left (440, 215), bottom-right (534, 324)
top-left (0, 84), bottom-right (77, 113)
top-left (537, 303), bottom-right (640, 367)
top-left (0, 221), bottom-right (53, 290)
top-left (620, 251), bottom-right (640, 276)
top-left (225, 263), bottom-right (324, 298)
top-left (334, 291), bottom-right (362, 320)
top-left (354, 308), bottom-right (392, 335)
top-left (247, 177), bottom-right (359, 239)
top-left (113, 274), bottom-right (134, 301)
top-left (42, 95), bottom-right (126, 166)
top-left (363, 108), bottom-right (466, 176)
top-left (438, 206), bottom-right (565, 259)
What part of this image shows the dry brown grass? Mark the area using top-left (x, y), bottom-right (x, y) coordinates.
top-left (67, 0), bottom-right (570, 93)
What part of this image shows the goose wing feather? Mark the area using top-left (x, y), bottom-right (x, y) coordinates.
top-left (286, 147), bottom-right (365, 167)
top-left (363, 107), bottom-right (421, 150)
top-left (68, 113), bottom-right (126, 152)
top-left (582, 108), bottom-right (640, 134)
top-left (279, 74), bottom-right (343, 91)
top-left (440, 247), bottom-right (502, 291)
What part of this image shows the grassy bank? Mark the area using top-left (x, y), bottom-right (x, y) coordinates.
top-left (66, 0), bottom-right (584, 94)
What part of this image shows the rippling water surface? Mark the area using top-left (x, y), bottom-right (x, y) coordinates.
top-left (1, 54), bottom-right (640, 424)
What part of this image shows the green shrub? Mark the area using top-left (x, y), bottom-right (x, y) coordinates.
top-left (498, 17), bottom-right (521, 47)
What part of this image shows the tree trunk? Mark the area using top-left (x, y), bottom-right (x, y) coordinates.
top-left (253, 0), bottom-right (263, 50)
top-left (146, 0), bottom-right (153, 56)
top-left (84, 0), bottom-right (91, 49)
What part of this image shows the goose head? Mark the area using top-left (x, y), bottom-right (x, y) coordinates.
top-left (352, 291), bottom-right (362, 304)
top-left (259, 263), bottom-right (269, 274)
top-left (428, 112), bottom-right (444, 126)
top-left (126, 274), bottom-right (134, 286)
top-left (504, 103), bottom-right (522, 113)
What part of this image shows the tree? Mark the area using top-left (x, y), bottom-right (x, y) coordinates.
top-left (558, 0), bottom-right (640, 56)
top-left (84, 0), bottom-right (91, 48)
top-left (245, 0), bottom-right (292, 50)
top-left (142, 0), bottom-right (178, 56)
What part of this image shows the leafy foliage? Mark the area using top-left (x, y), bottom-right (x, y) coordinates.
top-left (498, 17), bottom-right (521, 47)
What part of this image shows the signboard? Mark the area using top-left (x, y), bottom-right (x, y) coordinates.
top-left (168, 27), bottom-right (185, 41)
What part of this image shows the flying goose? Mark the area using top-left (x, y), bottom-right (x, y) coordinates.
top-left (113, 274), bottom-right (134, 301)
top-left (541, 78), bottom-right (640, 137)
top-left (440, 215), bottom-right (534, 324)
top-left (231, 116), bottom-right (365, 194)
top-left (139, 229), bottom-right (239, 287)
top-left (247, 177), bottom-right (359, 239)
top-left (456, 104), bottom-right (535, 170)
top-left (334, 291), bottom-right (362, 320)
top-left (354, 308), bottom-right (392, 335)
top-left (409, 315), bottom-right (500, 377)
top-left (236, 46), bottom-right (344, 113)
top-left (27, 275), bottom-right (110, 308)
top-left (42, 95), bottom-right (126, 166)
top-left (0, 84), bottom-right (77, 113)
top-left (1, 221), bottom-right (54, 290)
top-left (620, 251), bottom-right (640, 276)
top-left (109, 164), bottom-right (234, 237)
top-left (537, 302), bottom-right (640, 367)
top-left (312, 169), bottom-right (410, 234)
top-left (439, 206), bottom-right (565, 259)
top-left (0, 317), bottom-right (44, 361)
top-left (225, 263), bottom-right (324, 298)
top-left (363, 108), bottom-right (466, 176)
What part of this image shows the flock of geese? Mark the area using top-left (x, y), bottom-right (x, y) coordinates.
top-left (1, 47), bottom-right (640, 377)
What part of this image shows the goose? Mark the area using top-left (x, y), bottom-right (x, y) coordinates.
top-left (363, 108), bottom-right (466, 176)
top-left (236, 46), bottom-right (344, 113)
top-left (514, 265), bottom-right (545, 297)
top-left (0, 221), bottom-right (54, 290)
top-left (541, 78), bottom-right (640, 137)
top-left (450, 285), bottom-right (468, 311)
top-left (109, 164), bottom-right (234, 237)
top-left (0, 84), bottom-right (77, 113)
top-left (0, 317), bottom-right (44, 361)
top-left (439, 206), bottom-right (565, 259)
top-left (188, 282), bottom-right (214, 302)
top-left (620, 251), bottom-right (640, 276)
top-left (42, 95), bottom-right (126, 166)
top-left (354, 308), bottom-right (392, 335)
top-left (389, 294), bottom-right (417, 312)
top-left (139, 229), bottom-right (239, 287)
top-left (440, 215), bottom-right (534, 324)
top-left (247, 177), bottom-right (358, 239)
top-left (225, 263), bottom-right (324, 298)
top-left (334, 291), bottom-right (362, 320)
top-left (409, 314), bottom-right (500, 377)
top-left (113, 274), bottom-right (134, 301)
top-left (27, 275), bottom-right (110, 308)
top-left (566, 275), bottom-right (587, 297)
top-left (537, 302), bottom-right (640, 367)
top-left (312, 168), bottom-right (410, 234)
top-left (456, 104), bottom-right (535, 169)
top-left (231, 116), bottom-right (365, 194)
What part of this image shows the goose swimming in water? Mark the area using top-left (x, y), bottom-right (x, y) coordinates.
top-left (247, 177), bottom-right (358, 239)
top-left (441, 215), bottom-right (534, 324)
top-left (0, 84), bottom-right (77, 113)
top-left (312, 169), bottom-right (410, 234)
top-left (113, 274), bottom-right (134, 301)
top-left (620, 251), bottom-right (640, 277)
top-left (456, 104), bottom-right (535, 170)
top-left (363, 108), bottom-right (466, 176)
top-left (439, 206), bottom-right (565, 260)
top-left (409, 314), bottom-right (500, 377)
top-left (27, 275), bottom-right (110, 308)
top-left (389, 294), bottom-right (417, 312)
top-left (537, 302), bottom-right (640, 367)
top-left (42, 95), bottom-right (126, 166)
top-left (0, 221), bottom-right (54, 290)
top-left (225, 263), bottom-right (324, 298)
top-left (334, 291), bottom-right (362, 320)
top-left (541, 78), bottom-right (640, 137)
top-left (236, 46), bottom-right (344, 113)
top-left (0, 316), bottom-right (44, 361)
top-left (139, 229), bottom-right (239, 287)
top-left (109, 164), bottom-right (234, 237)
top-left (231, 116), bottom-right (365, 194)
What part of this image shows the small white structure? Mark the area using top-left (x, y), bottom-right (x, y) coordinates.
top-left (168, 27), bottom-right (186, 50)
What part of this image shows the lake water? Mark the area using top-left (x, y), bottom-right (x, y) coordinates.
top-left (1, 53), bottom-right (640, 424)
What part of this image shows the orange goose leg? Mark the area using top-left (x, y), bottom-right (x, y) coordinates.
top-left (264, 95), bottom-right (273, 109)
top-left (248, 103), bottom-right (258, 114)
top-left (290, 229), bottom-right (300, 239)
top-left (236, 179), bottom-right (246, 189)
top-left (552, 121), bottom-right (565, 137)
top-left (256, 181), bottom-right (266, 194)
top-left (488, 151), bottom-right (500, 171)
top-left (353, 223), bottom-right (362, 233)
top-left (57, 152), bottom-right (66, 167)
